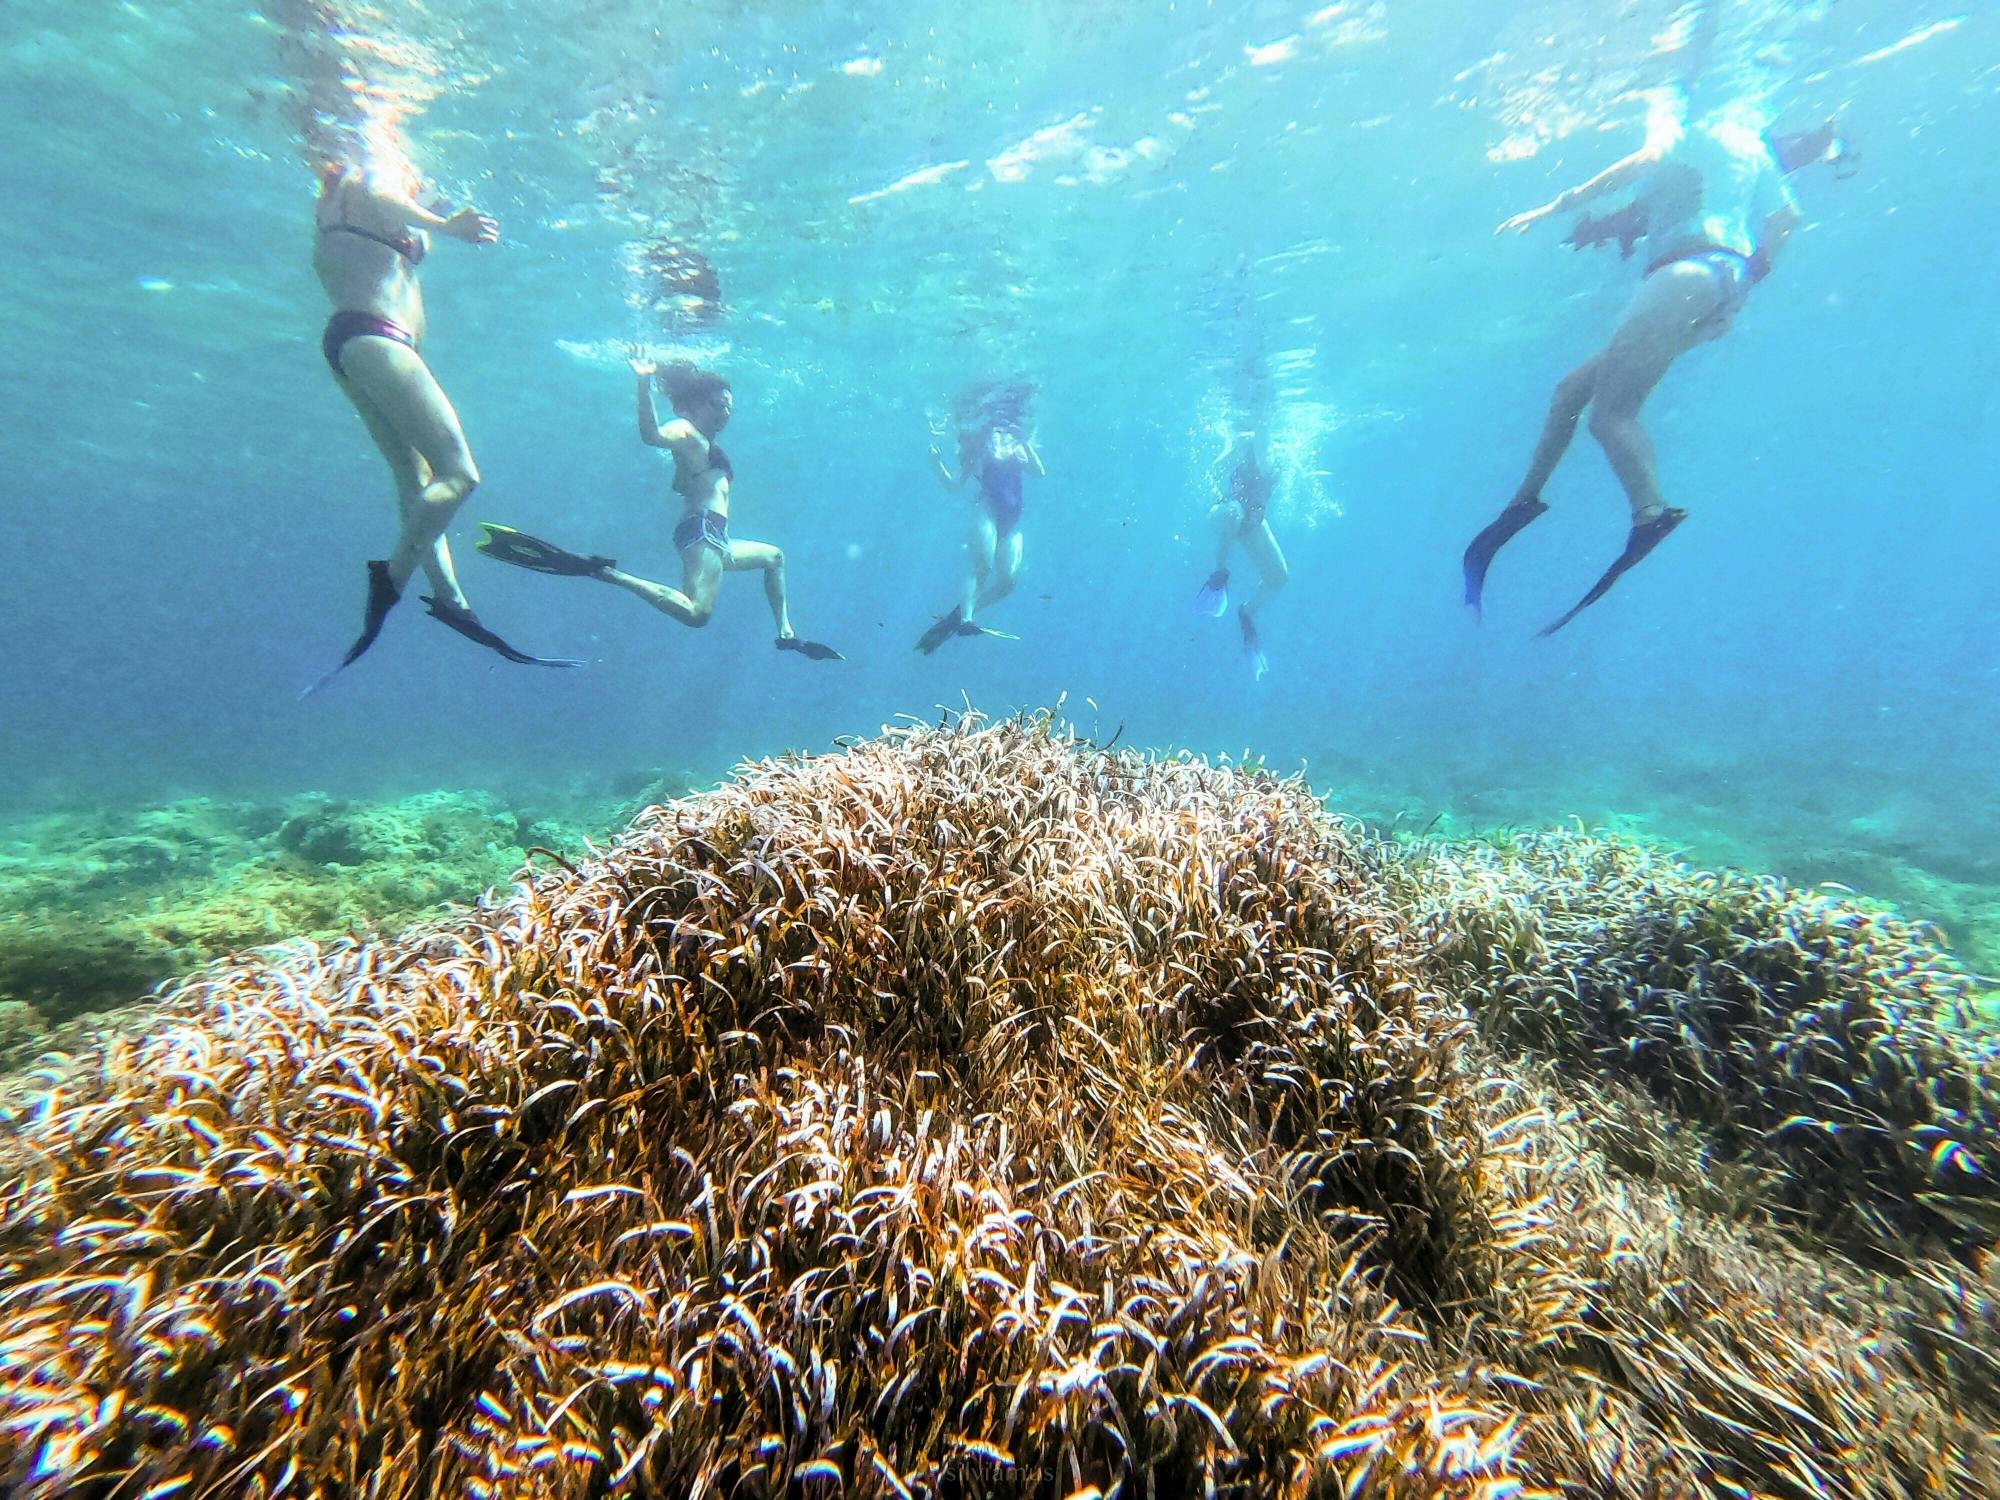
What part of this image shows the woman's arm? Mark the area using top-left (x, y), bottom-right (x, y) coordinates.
top-left (628, 350), bottom-right (709, 459)
top-left (421, 202), bottom-right (500, 244)
top-left (1747, 203), bottom-right (1801, 282)
top-left (630, 348), bottom-right (669, 447)
top-left (931, 446), bottom-right (967, 491)
top-left (1024, 443), bottom-right (1046, 478)
top-left (363, 176), bottom-right (499, 244)
top-left (1496, 145), bottom-right (1663, 235)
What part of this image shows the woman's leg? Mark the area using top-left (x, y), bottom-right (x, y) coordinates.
top-left (961, 514), bottom-right (999, 620)
top-left (336, 338), bottom-right (482, 593)
top-left (722, 539), bottom-right (793, 637)
top-left (1513, 356), bottom-right (1602, 505)
top-left (977, 529), bottom-right (1023, 610)
top-left (341, 382), bottom-right (470, 609)
top-left (1239, 520), bottom-right (1289, 623)
top-left (1463, 267), bottom-right (1724, 617)
top-left (597, 546), bottom-right (724, 627)
top-left (1212, 502), bottom-right (1244, 570)
top-left (1587, 263), bottom-right (1732, 523)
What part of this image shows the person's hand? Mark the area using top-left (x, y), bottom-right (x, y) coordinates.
top-left (445, 207), bottom-right (500, 244)
top-left (1496, 203), bottom-right (1552, 236)
top-left (626, 343), bottom-right (657, 378)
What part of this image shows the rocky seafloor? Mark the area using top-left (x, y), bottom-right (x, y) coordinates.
top-left (0, 767), bottom-right (705, 1069)
top-left (0, 716), bottom-right (1995, 1498)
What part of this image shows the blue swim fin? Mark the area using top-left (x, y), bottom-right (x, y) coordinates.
top-left (1193, 568), bottom-right (1230, 619)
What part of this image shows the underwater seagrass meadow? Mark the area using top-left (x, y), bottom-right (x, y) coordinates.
top-left (4, 0), bottom-right (2000, 1494)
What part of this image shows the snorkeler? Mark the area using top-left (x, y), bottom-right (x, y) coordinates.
top-left (1193, 439), bottom-right (1289, 682)
top-left (1464, 110), bottom-right (1844, 635)
top-left (916, 383), bottom-right (1045, 654)
top-left (474, 349), bottom-right (842, 661)
top-left (307, 162), bottom-right (578, 690)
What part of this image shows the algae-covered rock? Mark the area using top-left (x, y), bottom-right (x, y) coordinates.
top-left (0, 998), bottom-right (45, 1071)
top-left (0, 788), bottom-right (603, 1026)
top-left (273, 790), bottom-right (521, 869)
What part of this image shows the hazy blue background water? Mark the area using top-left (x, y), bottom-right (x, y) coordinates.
top-left (2, 1), bottom-right (1995, 928)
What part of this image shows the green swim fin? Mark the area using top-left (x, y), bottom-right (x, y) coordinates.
top-left (476, 523), bottom-right (615, 579)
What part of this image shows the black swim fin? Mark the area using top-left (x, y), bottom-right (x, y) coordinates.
top-left (915, 607), bottom-right (963, 655)
top-left (1239, 606), bottom-right (1269, 683)
top-left (1536, 507), bottom-right (1687, 638)
top-left (299, 559), bottom-right (401, 699)
top-left (475, 523), bottom-right (615, 578)
top-left (777, 636), bottom-right (844, 661)
top-left (1462, 496), bottom-right (1549, 617)
top-left (422, 595), bottom-right (586, 667)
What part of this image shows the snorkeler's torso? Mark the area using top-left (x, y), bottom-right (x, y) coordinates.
top-left (976, 430), bottom-right (1030, 506)
top-left (1234, 470), bottom-right (1272, 524)
top-left (313, 181), bottom-right (428, 336)
top-left (671, 437), bottom-right (732, 518)
top-left (1640, 122), bottom-right (1795, 264)
top-left (979, 454), bottom-right (1024, 507)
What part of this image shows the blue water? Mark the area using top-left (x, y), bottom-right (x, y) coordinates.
top-left (2, 1), bottom-right (1995, 897)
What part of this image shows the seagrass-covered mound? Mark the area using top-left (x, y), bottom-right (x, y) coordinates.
top-left (1372, 828), bottom-right (2000, 1263)
top-left (1, 719), bottom-right (1995, 1498)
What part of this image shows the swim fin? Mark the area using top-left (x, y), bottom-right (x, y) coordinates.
top-left (475, 523), bottom-right (615, 579)
top-left (1193, 568), bottom-right (1230, 619)
top-left (1536, 506), bottom-right (1687, 638)
top-left (916, 607), bottom-right (1018, 653)
top-left (777, 636), bottom-right (844, 661)
top-left (915, 607), bottom-right (964, 655)
top-left (422, 595), bottom-right (587, 667)
top-left (1461, 496), bottom-right (1549, 617)
top-left (1239, 606), bottom-right (1269, 683)
top-left (299, 559), bottom-right (401, 699)
top-left (954, 620), bottom-right (1019, 642)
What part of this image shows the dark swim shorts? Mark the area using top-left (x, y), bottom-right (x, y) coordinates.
top-left (673, 508), bottom-right (731, 556)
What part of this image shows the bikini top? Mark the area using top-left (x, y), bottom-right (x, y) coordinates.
top-left (319, 184), bottom-right (427, 266)
top-left (673, 439), bottom-right (732, 498)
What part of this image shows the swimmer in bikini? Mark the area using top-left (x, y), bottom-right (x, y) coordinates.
top-left (307, 162), bottom-right (577, 690)
top-left (474, 349), bottom-right (841, 661)
top-left (1463, 109), bottom-right (1842, 634)
top-left (916, 382), bottom-right (1044, 654)
top-left (1193, 438), bottom-right (1288, 682)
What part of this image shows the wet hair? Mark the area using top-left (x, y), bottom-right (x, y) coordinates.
top-left (954, 379), bottom-right (1035, 434)
top-left (657, 362), bottom-right (732, 413)
top-left (951, 380), bottom-right (1036, 474)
